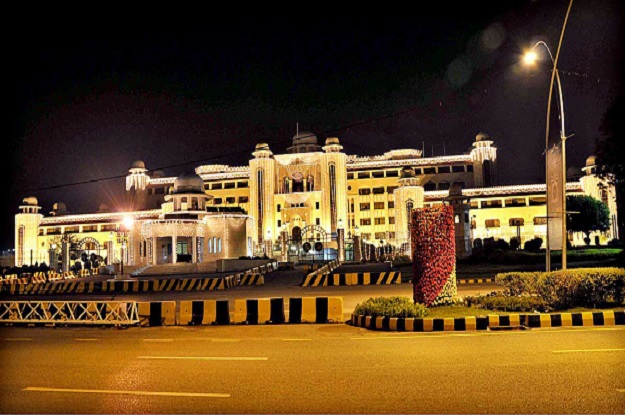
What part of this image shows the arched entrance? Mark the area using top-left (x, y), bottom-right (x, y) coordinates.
top-left (287, 225), bottom-right (336, 264)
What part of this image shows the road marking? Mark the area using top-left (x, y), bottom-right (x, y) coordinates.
top-left (75, 338), bottom-right (98, 342)
top-left (138, 356), bottom-right (267, 361)
top-left (4, 338), bottom-right (33, 341)
top-left (23, 386), bottom-right (229, 398)
top-left (617, 389), bottom-right (625, 393)
top-left (211, 339), bottom-right (240, 343)
top-left (142, 339), bottom-right (174, 342)
top-left (351, 335), bottom-right (451, 340)
top-left (553, 348), bottom-right (625, 354)
top-left (282, 338), bottom-right (311, 342)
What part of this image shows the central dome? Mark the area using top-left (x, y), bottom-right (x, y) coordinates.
top-left (293, 131), bottom-right (318, 145)
top-left (173, 171), bottom-right (204, 194)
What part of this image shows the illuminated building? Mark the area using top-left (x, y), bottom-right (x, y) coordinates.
top-left (14, 132), bottom-right (619, 268)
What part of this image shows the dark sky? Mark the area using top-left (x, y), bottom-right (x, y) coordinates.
top-left (5, 1), bottom-right (623, 249)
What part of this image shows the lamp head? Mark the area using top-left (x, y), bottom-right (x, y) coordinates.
top-left (523, 50), bottom-right (538, 65)
top-left (122, 216), bottom-right (135, 230)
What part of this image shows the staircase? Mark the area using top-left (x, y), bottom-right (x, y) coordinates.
top-left (132, 262), bottom-right (217, 276)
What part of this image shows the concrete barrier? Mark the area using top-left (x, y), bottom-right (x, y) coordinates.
top-left (179, 300), bottom-right (230, 325)
top-left (137, 301), bottom-right (176, 326)
top-left (234, 298), bottom-right (285, 324)
top-left (288, 297), bottom-right (344, 323)
top-left (303, 271), bottom-right (401, 287)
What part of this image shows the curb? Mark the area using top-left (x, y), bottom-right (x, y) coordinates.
top-left (457, 278), bottom-right (496, 285)
top-left (351, 310), bottom-right (625, 332)
top-left (303, 272), bottom-right (401, 287)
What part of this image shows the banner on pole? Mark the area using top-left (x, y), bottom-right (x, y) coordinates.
top-left (546, 140), bottom-right (564, 250)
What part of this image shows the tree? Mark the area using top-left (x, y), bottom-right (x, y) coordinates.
top-left (566, 195), bottom-right (611, 244)
top-left (595, 93), bottom-right (624, 240)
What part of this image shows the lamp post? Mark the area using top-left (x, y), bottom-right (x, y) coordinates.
top-left (337, 218), bottom-right (345, 262)
top-left (117, 216), bottom-right (135, 276)
top-left (524, 40), bottom-right (569, 270)
top-left (266, 229), bottom-right (272, 258)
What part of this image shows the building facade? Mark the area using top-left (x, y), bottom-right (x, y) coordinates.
top-left (14, 131), bottom-right (619, 267)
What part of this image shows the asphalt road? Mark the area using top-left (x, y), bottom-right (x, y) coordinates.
top-left (0, 324), bottom-right (623, 413)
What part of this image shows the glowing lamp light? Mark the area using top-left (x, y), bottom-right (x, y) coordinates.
top-left (523, 51), bottom-right (538, 65)
top-left (123, 216), bottom-right (135, 230)
top-left (51, 243), bottom-right (57, 250)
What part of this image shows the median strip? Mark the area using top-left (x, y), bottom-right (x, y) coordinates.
top-left (23, 386), bottom-right (230, 398)
top-left (138, 356), bottom-right (267, 361)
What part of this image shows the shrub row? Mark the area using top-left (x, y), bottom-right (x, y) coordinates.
top-left (464, 293), bottom-right (549, 312)
top-left (495, 267), bottom-right (625, 310)
top-left (353, 296), bottom-right (429, 318)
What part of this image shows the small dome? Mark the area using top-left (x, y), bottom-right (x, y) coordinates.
top-left (173, 171), bottom-right (204, 194)
top-left (131, 160), bottom-right (146, 169)
top-left (53, 202), bottom-right (67, 212)
top-left (22, 196), bottom-right (38, 206)
top-left (151, 170), bottom-right (165, 178)
top-left (255, 143), bottom-right (271, 151)
top-left (476, 132), bottom-right (491, 141)
top-left (585, 155), bottom-right (597, 167)
top-left (97, 203), bottom-right (110, 213)
top-left (325, 137), bottom-right (340, 145)
top-left (293, 131), bottom-right (318, 145)
top-left (400, 167), bottom-right (415, 178)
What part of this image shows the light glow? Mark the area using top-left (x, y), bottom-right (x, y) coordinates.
top-left (523, 50), bottom-right (537, 65)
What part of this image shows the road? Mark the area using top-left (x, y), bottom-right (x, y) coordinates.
top-left (0, 324), bottom-right (623, 413)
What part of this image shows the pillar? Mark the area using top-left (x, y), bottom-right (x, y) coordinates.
top-left (337, 228), bottom-right (345, 262)
top-left (48, 249), bottom-right (56, 272)
top-left (172, 235), bottom-right (177, 264)
top-left (353, 235), bottom-right (362, 262)
top-left (151, 238), bottom-right (156, 265)
top-left (281, 231), bottom-right (288, 262)
top-left (192, 236), bottom-right (197, 263)
top-left (61, 241), bottom-right (69, 273)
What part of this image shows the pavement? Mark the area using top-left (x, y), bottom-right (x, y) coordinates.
top-left (0, 324), bottom-right (623, 413)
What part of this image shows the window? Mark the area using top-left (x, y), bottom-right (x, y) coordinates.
top-left (212, 183), bottom-right (222, 190)
top-left (277, 220), bottom-right (282, 228)
top-left (470, 201), bottom-right (479, 209)
top-left (467, 165), bottom-right (474, 172)
top-left (505, 198), bottom-right (526, 207)
top-left (316, 202), bottom-right (320, 209)
top-left (414, 168), bottom-right (422, 175)
top-left (423, 167), bottom-right (436, 174)
top-left (374, 202), bottom-right (385, 210)
top-left (386, 170), bottom-right (399, 177)
top-left (529, 197), bottom-right (546, 206)
top-left (388, 232), bottom-right (395, 239)
top-left (237, 181), bottom-right (249, 188)
top-left (358, 172), bottom-right (370, 179)
top-left (224, 182), bottom-right (235, 189)
top-left (316, 218), bottom-right (320, 225)
top-left (452, 165), bottom-right (465, 173)
top-left (389, 217), bottom-right (395, 224)
top-left (347, 173), bottom-right (354, 179)
top-left (360, 203), bottom-right (370, 211)
top-left (374, 217), bottom-right (385, 225)
top-left (226, 197), bottom-right (235, 204)
top-left (372, 187), bottom-right (385, 194)
top-left (361, 233), bottom-right (371, 240)
top-left (388, 201), bottom-right (395, 209)
top-left (358, 188), bottom-right (371, 195)
top-left (533, 217), bottom-right (548, 225)
top-left (509, 218), bottom-right (525, 226)
top-left (424, 182), bottom-right (436, 191)
top-left (277, 204), bottom-right (281, 212)
top-left (214, 198), bottom-right (222, 204)
top-left (350, 202), bottom-right (354, 213)
top-left (375, 232), bottom-right (386, 240)
top-left (482, 199), bottom-right (502, 208)
top-left (372, 171), bottom-right (384, 178)
top-left (485, 219), bottom-right (500, 228)
top-left (438, 166), bottom-right (451, 173)
top-left (360, 218), bottom-right (371, 226)
top-left (204, 185), bottom-right (210, 191)
top-left (386, 186), bottom-right (398, 193)
top-left (155, 187), bottom-right (165, 194)
top-left (438, 181), bottom-right (451, 190)
top-left (238, 196), bottom-right (248, 203)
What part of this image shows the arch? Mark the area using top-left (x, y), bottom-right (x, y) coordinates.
top-left (438, 181), bottom-right (451, 191)
top-left (76, 237), bottom-right (101, 250)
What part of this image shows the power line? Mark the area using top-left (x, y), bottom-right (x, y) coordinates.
top-left (13, 107), bottom-right (420, 194)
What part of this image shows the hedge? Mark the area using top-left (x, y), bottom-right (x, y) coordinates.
top-left (465, 293), bottom-right (549, 312)
top-left (495, 267), bottom-right (625, 310)
top-left (353, 296), bottom-right (429, 319)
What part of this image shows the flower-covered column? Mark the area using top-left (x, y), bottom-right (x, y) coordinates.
top-left (411, 205), bottom-right (457, 306)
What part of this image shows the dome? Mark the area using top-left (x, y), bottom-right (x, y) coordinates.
top-left (585, 155), bottom-right (597, 167)
top-left (255, 143), bottom-right (271, 151)
top-left (293, 131), bottom-right (318, 145)
top-left (131, 160), bottom-right (146, 169)
top-left (52, 202), bottom-right (67, 212)
top-left (22, 196), bottom-right (38, 206)
top-left (325, 137), bottom-right (340, 145)
top-left (151, 170), bottom-right (165, 178)
top-left (400, 167), bottom-right (415, 178)
top-left (173, 171), bottom-right (204, 194)
top-left (475, 132), bottom-right (490, 142)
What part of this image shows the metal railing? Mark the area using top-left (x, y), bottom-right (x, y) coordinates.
top-left (0, 301), bottom-right (139, 325)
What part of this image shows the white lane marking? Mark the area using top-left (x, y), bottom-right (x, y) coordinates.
top-left (282, 339), bottom-right (311, 342)
top-left (351, 335), bottom-right (452, 340)
top-left (138, 356), bottom-right (267, 361)
top-left (4, 338), bottom-right (33, 341)
top-left (142, 339), bottom-right (174, 342)
top-left (617, 389), bottom-right (625, 393)
top-left (553, 348), bottom-right (625, 353)
top-left (75, 338), bottom-right (98, 342)
top-left (211, 339), bottom-right (240, 343)
top-left (23, 386), bottom-right (229, 398)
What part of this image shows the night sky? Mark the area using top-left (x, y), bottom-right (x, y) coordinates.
top-left (5, 1), bottom-right (623, 249)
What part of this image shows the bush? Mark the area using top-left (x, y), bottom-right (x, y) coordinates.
top-left (608, 238), bottom-right (622, 248)
top-left (473, 238), bottom-right (483, 250)
top-left (493, 239), bottom-right (510, 250)
top-left (465, 293), bottom-right (550, 312)
top-left (524, 237), bottom-right (543, 252)
top-left (495, 268), bottom-right (625, 310)
top-left (510, 238), bottom-right (520, 251)
top-left (354, 296), bottom-right (429, 318)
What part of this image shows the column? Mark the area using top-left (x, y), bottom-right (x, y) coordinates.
top-left (61, 241), bottom-right (69, 273)
top-left (151, 237), bottom-right (157, 265)
top-left (353, 235), bottom-right (362, 262)
top-left (337, 228), bottom-right (345, 262)
top-left (172, 235), bottom-right (177, 264)
top-left (192, 235), bottom-right (197, 263)
top-left (281, 231), bottom-right (288, 262)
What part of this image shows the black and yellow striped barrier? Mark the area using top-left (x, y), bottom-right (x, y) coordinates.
top-left (179, 300), bottom-right (230, 325)
top-left (352, 310), bottom-right (625, 331)
top-left (288, 297), bottom-right (344, 323)
top-left (137, 301), bottom-right (176, 326)
top-left (233, 298), bottom-right (286, 324)
top-left (302, 272), bottom-right (401, 287)
top-left (237, 273), bottom-right (264, 286)
top-left (458, 278), bottom-right (496, 284)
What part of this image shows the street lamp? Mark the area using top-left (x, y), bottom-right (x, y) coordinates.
top-left (523, 40), bottom-right (569, 270)
top-left (118, 216), bottom-right (135, 275)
